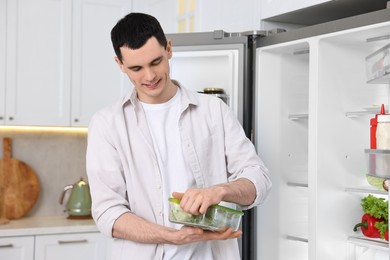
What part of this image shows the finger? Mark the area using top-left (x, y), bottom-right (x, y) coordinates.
top-left (218, 228), bottom-right (242, 240)
top-left (172, 192), bottom-right (184, 199)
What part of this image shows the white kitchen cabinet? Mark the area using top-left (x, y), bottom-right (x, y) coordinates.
top-left (0, 0), bottom-right (5, 123)
top-left (0, 236), bottom-right (34, 260)
top-left (35, 232), bottom-right (107, 260)
top-left (2, 0), bottom-right (72, 126)
top-left (71, 0), bottom-right (132, 127)
top-left (0, 0), bottom-right (132, 127)
top-left (260, 0), bottom-right (331, 20)
top-left (255, 15), bottom-right (390, 260)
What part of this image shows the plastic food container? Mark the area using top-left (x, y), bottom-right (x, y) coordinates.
top-left (365, 149), bottom-right (390, 179)
top-left (168, 198), bottom-right (244, 232)
top-left (366, 43), bottom-right (390, 83)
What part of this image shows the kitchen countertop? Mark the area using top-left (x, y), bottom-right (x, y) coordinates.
top-left (0, 215), bottom-right (99, 237)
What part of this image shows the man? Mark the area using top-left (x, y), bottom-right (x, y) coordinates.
top-left (86, 12), bottom-right (271, 260)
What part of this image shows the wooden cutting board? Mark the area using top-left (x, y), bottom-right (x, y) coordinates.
top-left (0, 138), bottom-right (40, 220)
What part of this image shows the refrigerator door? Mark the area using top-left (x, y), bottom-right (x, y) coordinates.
top-left (254, 8), bottom-right (390, 260)
top-left (168, 31), bottom-right (247, 124)
top-left (167, 31), bottom-right (257, 260)
top-left (170, 47), bottom-right (242, 120)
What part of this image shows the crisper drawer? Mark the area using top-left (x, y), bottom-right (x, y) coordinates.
top-left (348, 237), bottom-right (388, 260)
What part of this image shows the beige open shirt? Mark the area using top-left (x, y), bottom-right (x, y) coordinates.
top-left (86, 81), bottom-right (272, 260)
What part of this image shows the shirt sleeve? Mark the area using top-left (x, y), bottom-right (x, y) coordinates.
top-left (222, 104), bottom-right (272, 210)
top-left (86, 111), bottom-right (131, 237)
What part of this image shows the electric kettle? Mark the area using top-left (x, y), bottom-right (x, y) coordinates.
top-left (59, 178), bottom-right (92, 219)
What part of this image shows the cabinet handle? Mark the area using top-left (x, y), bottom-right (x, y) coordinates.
top-left (8, 116), bottom-right (13, 120)
top-left (0, 116), bottom-right (3, 120)
top-left (0, 244), bottom-right (14, 248)
top-left (74, 118), bottom-right (79, 123)
top-left (58, 239), bottom-right (88, 244)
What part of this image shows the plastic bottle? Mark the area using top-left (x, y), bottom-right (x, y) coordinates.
top-left (376, 111), bottom-right (390, 150)
top-left (370, 104), bottom-right (386, 149)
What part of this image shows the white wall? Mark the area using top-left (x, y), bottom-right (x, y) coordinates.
top-left (0, 130), bottom-right (88, 218)
top-left (132, 0), bottom-right (263, 33)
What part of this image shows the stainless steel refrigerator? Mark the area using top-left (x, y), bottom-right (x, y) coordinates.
top-left (166, 29), bottom-right (274, 260)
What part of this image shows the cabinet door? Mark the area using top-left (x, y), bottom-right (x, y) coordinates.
top-left (0, 0), bottom-right (5, 123)
top-left (5, 0), bottom-right (72, 126)
top-left (0, 236), bottom-right (34, 260)
top-left (71, 0), bottom-right (132, 127)
top-left (35, 232), bottom-right (107, 260)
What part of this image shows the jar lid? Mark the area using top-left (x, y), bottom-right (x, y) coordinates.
top-left (203, 87), bottom-right (225, 94)
top-left (377, 114), bottom-right (390, 122)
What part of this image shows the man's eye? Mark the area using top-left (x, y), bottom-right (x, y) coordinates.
top-left (152, 58), bottom-right (162, 66)
top-left (130, 67), bottom-right (141, 72)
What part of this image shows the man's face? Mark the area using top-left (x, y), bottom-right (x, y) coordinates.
top-left (116, 37), bottom-right (175, 104)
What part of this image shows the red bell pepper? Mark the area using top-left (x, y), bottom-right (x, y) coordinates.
top-left (353, 213), bottom-right (383, 238)
top-left (385, 230), bottom-right (389, 241)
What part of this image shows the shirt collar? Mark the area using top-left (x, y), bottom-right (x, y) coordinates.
top-left (121, 80), bottom-right (199, 109)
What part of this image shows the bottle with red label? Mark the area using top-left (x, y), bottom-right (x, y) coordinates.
top-left (370, 104), bottom-right (386, 149)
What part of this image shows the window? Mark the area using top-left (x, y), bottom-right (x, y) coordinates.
top-left (177, 0), bottom-right (195, 32)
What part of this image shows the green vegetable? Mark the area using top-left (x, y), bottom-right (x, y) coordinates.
top-left (170, 203), bottom-right (201, 223)
top-left (168, 197), bottom-right (243, 231)
top-left (359, 194), bottom-right (389, 240)
top-left (375, 221), bottom-right (389, 239)
top-left (366, 175), bottom-right (386, 191)
top-left (361, 194), bottom-right (388, 221)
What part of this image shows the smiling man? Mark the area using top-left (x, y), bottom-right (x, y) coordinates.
top-left (86, 12), bottom-right (271, 260)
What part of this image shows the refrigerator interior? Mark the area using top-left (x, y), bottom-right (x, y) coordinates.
top-left (255, 40), bottom-right (310, 260)
top-left (169, 44), bottom-right (245, 124)
top-left (255, 21), bottom-right (390, 260)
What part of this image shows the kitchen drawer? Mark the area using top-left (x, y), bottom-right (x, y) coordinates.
top-left (35, 232), bottom-right (107, 260)
top-left (0, 236), bottom-right (34, 260)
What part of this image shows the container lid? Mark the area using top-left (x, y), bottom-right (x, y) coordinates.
top-left (377, 114), bottom-right (390, 123)
top-left (168, 198), bottom-right (244, 215)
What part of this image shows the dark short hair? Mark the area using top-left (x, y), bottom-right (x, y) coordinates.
top-left (111, 13), bottom-right (168, 62)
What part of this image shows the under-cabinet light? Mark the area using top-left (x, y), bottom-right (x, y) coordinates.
top-left (0, 125), bottom-right (88, 134)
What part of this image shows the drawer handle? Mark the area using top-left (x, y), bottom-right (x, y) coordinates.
top-left (0, 244), bottom-right (14, 248)
top-left (58, 239), bottom-right (88, 244)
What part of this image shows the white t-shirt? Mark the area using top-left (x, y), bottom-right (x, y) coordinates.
top-left (141, 88), bottom-right (213, 260)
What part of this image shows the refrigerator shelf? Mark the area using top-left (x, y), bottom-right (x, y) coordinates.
top-left (345, 187), bottom-right (388, 195)
top-left (348, 235), bottom-right (388, 250)
top-left (345, 111), bottom-right (379, 118)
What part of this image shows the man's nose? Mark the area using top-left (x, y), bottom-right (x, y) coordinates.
top-left (144, 67), bottom-right (156, 81)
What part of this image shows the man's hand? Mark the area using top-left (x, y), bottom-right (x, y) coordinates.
top-left (168, 226), bottom-right (242, 245)
top-left (172, 178), bottom-right (256, 215)
top-left (172, 186), bottom-right (225, 215)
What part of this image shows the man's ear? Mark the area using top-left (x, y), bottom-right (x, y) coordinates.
top-left (114, 56), bottom-right (126, 73)
top-left (166, 40), bottom-right (173, 59)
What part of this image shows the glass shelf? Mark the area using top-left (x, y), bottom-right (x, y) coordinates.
top-left (348, 235), bottom-right (388, 250)
top-left (345, 187), bottom-right (387, 195)
top-left (345, 111), bottom-right (376, 118)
